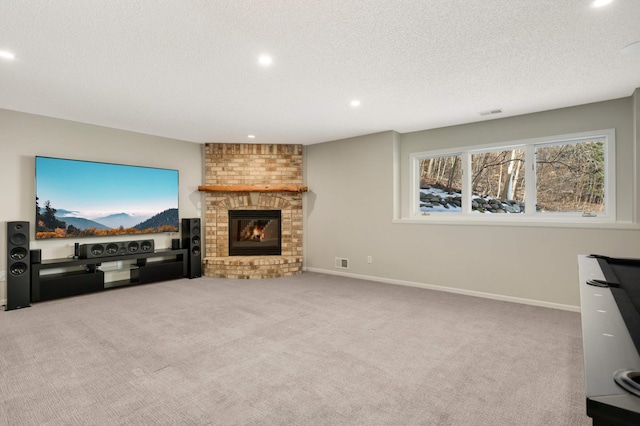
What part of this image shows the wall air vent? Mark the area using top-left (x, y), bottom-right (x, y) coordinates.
top-left (479, 108), bottom-right (503, 116)
top-left (335, 257), bottom-right (349, 269)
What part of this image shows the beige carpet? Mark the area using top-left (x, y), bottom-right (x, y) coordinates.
top-left (0, 272), bottom-right (590, 425)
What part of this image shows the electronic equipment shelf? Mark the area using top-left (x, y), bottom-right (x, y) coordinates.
top-left (30, 248), bottom-right (187, 302)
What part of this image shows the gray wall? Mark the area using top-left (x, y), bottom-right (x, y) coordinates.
top-left (305, 95), bottom-right (640, 309)
top-left (400, 97), bottom-right (635, 221)
top-left (0, 108), bottom-right (203, 303)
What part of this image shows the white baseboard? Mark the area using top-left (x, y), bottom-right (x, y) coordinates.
top-left (3, 272), bottom-right (579, 313)
top-left (303, 267), bottom-right (580, 313)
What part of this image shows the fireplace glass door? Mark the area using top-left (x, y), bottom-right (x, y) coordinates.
top-left (228, 210), bottom-right (281, 256)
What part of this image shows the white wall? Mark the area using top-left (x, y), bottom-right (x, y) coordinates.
top-left (305, 95), bottom-right (640, 310)
top-left (0, 108), bottom-right (203, 303)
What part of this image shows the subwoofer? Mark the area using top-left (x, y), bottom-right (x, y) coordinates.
top-left (6, 221), bottom-right (31, 310)
top-left (182, 218), bottom-right (202, 279)
top-left (78, 239), bottom-right (155, 259)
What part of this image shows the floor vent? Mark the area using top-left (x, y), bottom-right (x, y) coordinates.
top-left (335, 257), bottom-right (349, 269)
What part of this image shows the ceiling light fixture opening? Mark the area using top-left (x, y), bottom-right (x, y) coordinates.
top-left (258, 55), bottom-right (273, 66)
top-left (247, 135), bottom-right (256, 139)
top-left (350, 100), bottom-right (361, 107)
top-left (0, 50), bottom-right (15, 60)
top-left (592, 0), bottom-right (613, 8)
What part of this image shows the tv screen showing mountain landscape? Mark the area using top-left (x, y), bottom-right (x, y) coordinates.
top-left (35, 156), bottom-right (179, 239)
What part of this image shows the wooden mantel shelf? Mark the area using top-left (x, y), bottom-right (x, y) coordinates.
top-left (198, 185), bottom-right (308, 193)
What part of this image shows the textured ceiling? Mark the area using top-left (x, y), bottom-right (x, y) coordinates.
top-left (1, 0), bottom-right (639, 145)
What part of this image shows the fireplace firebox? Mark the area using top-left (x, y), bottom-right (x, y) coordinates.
top-left (228, 210), bottom-right (281, 256)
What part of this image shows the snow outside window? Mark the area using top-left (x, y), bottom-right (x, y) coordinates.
top-left (419, 154), bottom-right (463, 213)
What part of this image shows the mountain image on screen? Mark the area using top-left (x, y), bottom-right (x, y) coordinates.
top-left (53, 210), bottom-right (150, 230)
top-left (36, 200), bottom-right (178, 239)
top-left (35, 156), bottom-right (179, 240)
top-left (57, 214), bottom-right (110, 231)
top-left (94, 212), bottom-right (151, 229)
top-left (133, 209), bottom-right (178, 231)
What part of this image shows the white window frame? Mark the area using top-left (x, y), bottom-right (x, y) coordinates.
top-left (409, 129), bottom-right (616, 224)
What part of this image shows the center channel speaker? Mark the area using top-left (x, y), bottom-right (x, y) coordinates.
top-left (182, 218), bottom-right (202, 279)
top-left (6, 221), bottom-right (31, 311)
top-left (78, 239), bottom-right (155, 259)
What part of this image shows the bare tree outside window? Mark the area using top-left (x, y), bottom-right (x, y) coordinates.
top-left (419, 155), bottom-right (463, 212)
top-left (471, 149), bottom-right (525, 213)
top-left (536, 140), bottom-right (605, 213)
top-left (414, 134), bottom-right (609, 216)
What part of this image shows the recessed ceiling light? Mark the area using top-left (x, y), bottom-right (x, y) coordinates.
top-left (592, 0), bottom-right (613, 7)
top-left (258, 55), bottom-right (272, 66)
top-left (248, 135), bottom-right (256, 139)
top-left (621, 41), bottom-right (640, 54)
top-left (350, 100), bottom-right (361, 107)
top-left (0, 50), bottom-right (15, 60)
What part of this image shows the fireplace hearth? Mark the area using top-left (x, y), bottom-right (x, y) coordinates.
top-left (228, 209), bottom-right (281, 256)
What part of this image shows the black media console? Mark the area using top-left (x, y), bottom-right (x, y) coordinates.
top-left (30, 248), bottom-right (188, 302)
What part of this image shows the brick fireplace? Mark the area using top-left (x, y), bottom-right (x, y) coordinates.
top-left (201, 143), bottom-right (304, 279)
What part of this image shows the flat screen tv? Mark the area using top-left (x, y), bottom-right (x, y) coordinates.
top-left (35, 156), bottom-right (179, 240)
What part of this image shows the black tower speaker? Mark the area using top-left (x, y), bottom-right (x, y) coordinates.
top-left (182, 218), bottom-right (202, 279)
top-left (6, 221), bottom-right (31, 310)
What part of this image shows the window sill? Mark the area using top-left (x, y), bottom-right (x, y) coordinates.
top-left (393, 216), bottom-right (639, 230)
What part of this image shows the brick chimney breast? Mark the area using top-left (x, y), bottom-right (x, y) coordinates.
top-left (202, 143), bottom-right (303, 279)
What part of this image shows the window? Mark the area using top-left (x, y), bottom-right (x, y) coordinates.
top-left (471, 148), bottom-right (526, 213)
top-left (410, 129), bottom-right (614, 222)
top-left (535, 140), bottom-right (605, 214)
top-left (419, 154), bottom-right (463, 212)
